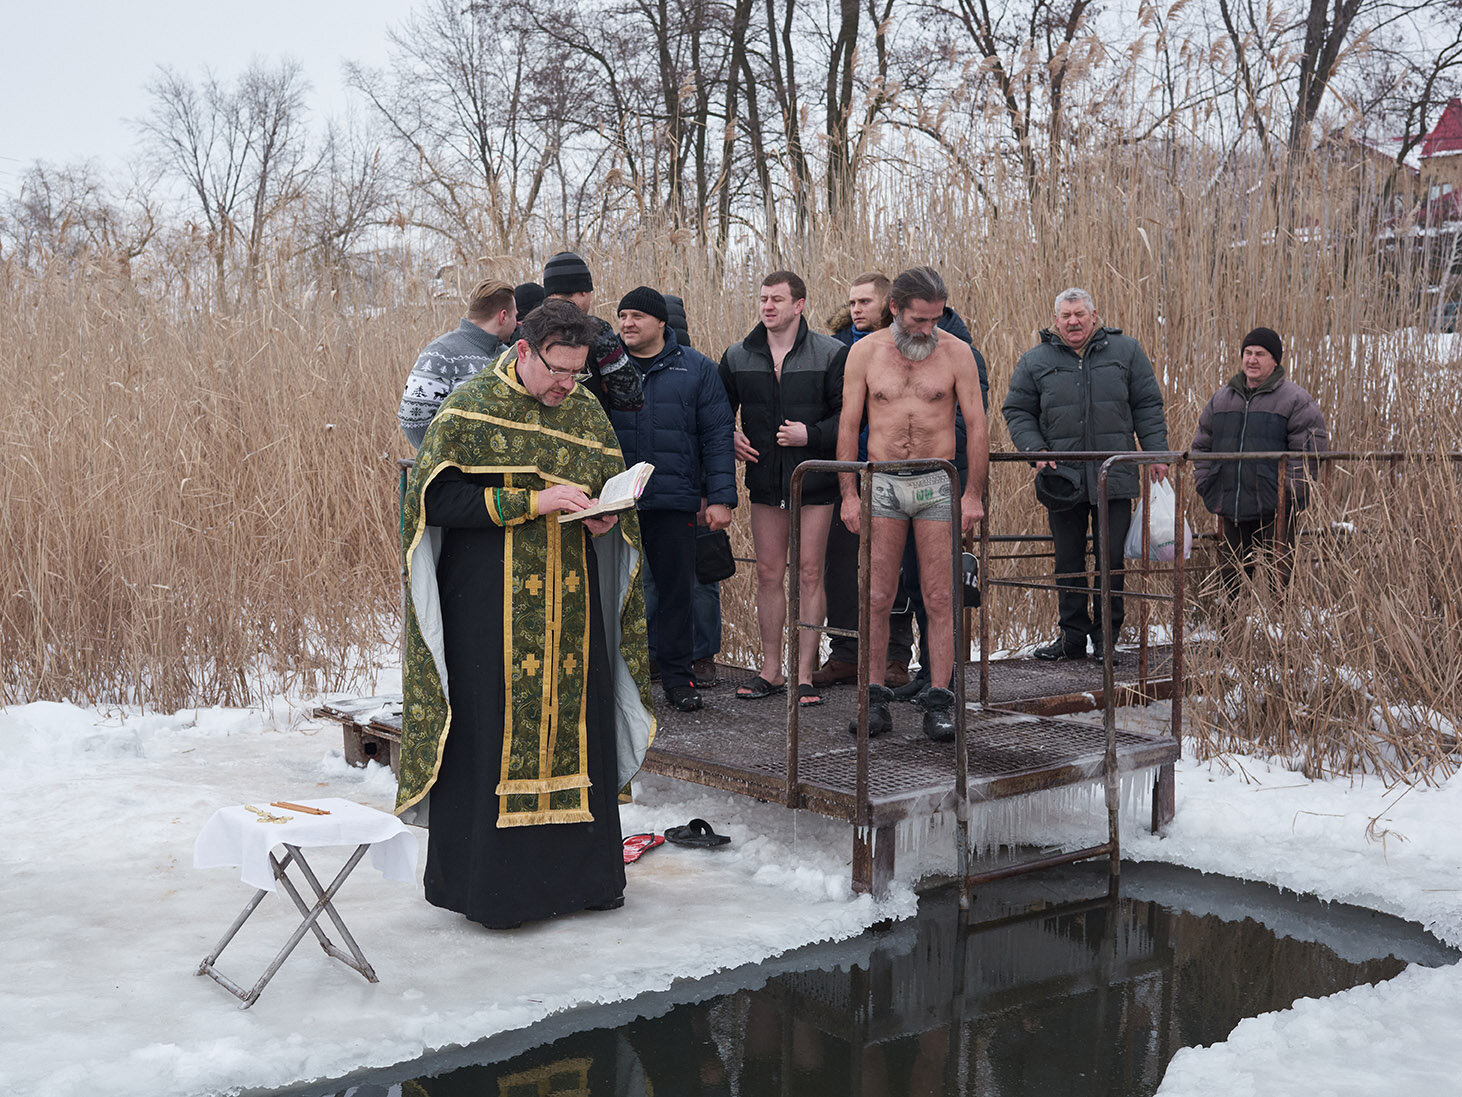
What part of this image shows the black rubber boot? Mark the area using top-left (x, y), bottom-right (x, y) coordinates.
top-left (847, 684), bottom-right (895, 738)
top-left (918, 685), bottom-right (957, 742)
top-left (1034, 630), bottom-right (1087, 660)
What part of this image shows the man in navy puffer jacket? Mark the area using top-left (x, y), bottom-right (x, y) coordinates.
top-left (611, 287), bottom-right (737, 711)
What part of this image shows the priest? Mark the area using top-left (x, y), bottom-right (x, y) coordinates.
top-left (396, 299), bottom-right (655, 929)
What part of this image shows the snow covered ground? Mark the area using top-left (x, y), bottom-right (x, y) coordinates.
top-left (1, 694), bottom-right (1459, 1096)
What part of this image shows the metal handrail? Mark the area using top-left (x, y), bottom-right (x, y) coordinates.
top-left (788, 457), bottom-right (969, 898)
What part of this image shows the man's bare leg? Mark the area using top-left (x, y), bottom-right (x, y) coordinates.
top-left (912, 517), bottom-right (957, 688)
top-left (795, 504), bottom-right (835, 687)
top-left (865, 515), bottom-right (911, 687)
top-left (748, 503), bottom-right (789, 686)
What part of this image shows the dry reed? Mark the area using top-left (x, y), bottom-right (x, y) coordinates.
top-left (2, 142), bottom-right (1460, 779)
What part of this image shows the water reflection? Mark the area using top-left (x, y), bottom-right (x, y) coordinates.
top-left (317, 863), bottom-right (1456, 1097)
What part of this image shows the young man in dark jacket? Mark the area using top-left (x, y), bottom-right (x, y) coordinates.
top-left (719, 271), bottom-right (847, 706)
top-left (1191, 327), bottom-right (1327, 596)
top-left (542, 251), bottom-right (643, 414)
top-left (612, 287), bottom-right (736, 711)
top-left (1003, 287), bottom-right (1170, 661)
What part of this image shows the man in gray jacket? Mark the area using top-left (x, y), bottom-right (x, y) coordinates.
top-left (397, 278), bottom-right (517, 448)
top-left (1002, 288), bottom-right (1169, 660)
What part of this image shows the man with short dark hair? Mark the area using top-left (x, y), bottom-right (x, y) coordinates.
top-left (398, 278), bottom-right (518, 448)
top-left (611, 286), bottom-right (736, 712)
top-left (396, 299), bottom-right (655, 930)
top-left (1192, 327), bottom-right (1327, 596)
top-left (1003, 287), bottom-right (1169, 661)
top-left (837, 266), bottom-right (988, 741)
top-left (719, 271), bottom-right (846, 707)
top-left (542, 250), bottom-right (643, 413)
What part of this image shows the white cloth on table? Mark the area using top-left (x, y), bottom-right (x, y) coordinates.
top-left (193, 798), bottom-right (418, 892)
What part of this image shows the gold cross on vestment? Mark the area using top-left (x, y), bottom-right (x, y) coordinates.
top-left (520, 653), bottom-right (541, 677)
top-left (563, 653), bottom-right (578, 675)
top-left (564, 571), bottom-right (581, 593)
top-left (525, 573), bottom-right (543, 596)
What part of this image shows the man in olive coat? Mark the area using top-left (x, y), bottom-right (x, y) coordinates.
top-left (1002, 288), bottom-right (1169, 660)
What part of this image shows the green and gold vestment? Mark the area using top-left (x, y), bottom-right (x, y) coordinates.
top-left (395, 353), bottom-right (654, 828)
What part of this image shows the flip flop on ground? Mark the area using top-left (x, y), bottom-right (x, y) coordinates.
top-left (797, 683), bottom-right (823, 707)
top-left (622, 833), bottom-right (665, 864)
top-left (664, 818), bottom-right (732, 848)
top-left (736, 675), bottom-right (785, 700)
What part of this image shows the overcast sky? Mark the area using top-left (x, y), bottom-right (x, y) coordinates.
top-left (0, 0), bottom-right (406, 188)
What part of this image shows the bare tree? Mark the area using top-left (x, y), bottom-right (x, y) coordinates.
top-left (139, 60), bottom-right (314, 307)
top-left (0, 160), bottom-right (158, 267)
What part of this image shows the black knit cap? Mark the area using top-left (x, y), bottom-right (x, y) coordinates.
top-left (542, 251), bottom-right (593, 296)
top-left (514, 281), bottom-right (546, 317)
top-left (617, 285), bottom-right (668, 323)
top-left (1241, 326), bottom-right (1283, 364)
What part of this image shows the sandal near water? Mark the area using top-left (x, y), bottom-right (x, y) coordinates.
top-left (622, 833), bottom-right (665, 864)
top-left (736, 675), bottom-right (785, 700)
top-left (665, 818), bottom-right (732, 848)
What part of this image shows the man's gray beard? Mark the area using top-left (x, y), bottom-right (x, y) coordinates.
top-left (891, 317), bottom-right (938, 362)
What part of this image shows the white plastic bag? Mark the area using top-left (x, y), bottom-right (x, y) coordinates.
top-left (1125, 478), bottom-right (1192, 561)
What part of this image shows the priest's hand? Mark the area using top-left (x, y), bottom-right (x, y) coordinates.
top-left (704, 504), bottom-right (733, 531)
top-left (537, 484), bottom-right (592, 516)
top-left (584, 512), bottom-right (619, 536)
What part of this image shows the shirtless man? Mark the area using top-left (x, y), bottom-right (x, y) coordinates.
top-left (837, 267), bottom-right (989, 741)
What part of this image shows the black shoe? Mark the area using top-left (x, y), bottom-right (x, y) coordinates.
top-left (847, 684), bottom-right (895, 738)
top-left (1090, 632), bottom-right (1122, 663)
top-left (691, 658), bottom-right (720, 688)
top-left (892, 672), bottom-right (931, 702)
top-left (665, 684), bottom-right (702, 712)
top-left (1034, 635), bottom-right (1086, 661)
top-left (918, 685), bottom-right (957, 743)
top-left (585, 895), bottom-right (625, 912)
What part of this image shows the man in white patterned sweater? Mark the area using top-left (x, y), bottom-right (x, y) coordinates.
top-left (398, 278), bottom-right (518, 449)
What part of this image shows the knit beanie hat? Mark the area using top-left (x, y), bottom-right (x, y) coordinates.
top-left (542, 252), bottom-right (593, 296)
top-left (514, 281), bottom-right (546, 317)
top-left (1241, 327), bottom-right (1283, 364)
top-left (617, 285), bottom-right (668, 323)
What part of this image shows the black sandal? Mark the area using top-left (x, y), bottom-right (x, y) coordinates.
top-left (736, 675), bottom-right (785, 700)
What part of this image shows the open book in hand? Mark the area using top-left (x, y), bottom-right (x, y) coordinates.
top-left (557, 461), bottom-right (655, 523)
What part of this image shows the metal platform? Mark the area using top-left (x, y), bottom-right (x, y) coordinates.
top-left (316, 649), bottom-right (1179, 898)
top-left (645, 657), bottom-right (1177, 829)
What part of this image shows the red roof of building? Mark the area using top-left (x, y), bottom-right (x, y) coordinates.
top-left (1422, 98), bottom-right (1462, 159)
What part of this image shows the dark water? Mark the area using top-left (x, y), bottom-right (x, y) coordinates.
top-left (283, 862), bottom-right (1456, 1097)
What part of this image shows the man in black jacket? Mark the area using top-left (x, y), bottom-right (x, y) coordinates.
top-left (542, 251), bottom-right (643, 413)
top-left (1002, 288), bottom-right (1169, 661)
top-left (719, 271), bottom-right (847, 706)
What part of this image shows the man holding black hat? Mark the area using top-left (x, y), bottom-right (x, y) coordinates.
top-left (1003, 287), bottom-right (1169, 661)
top-left (543, 251), bottom-right (644, 413)
top-left (612, 286), bottom-right (737, 711)
top-left (1192, 327), bottom-right (1327, 596)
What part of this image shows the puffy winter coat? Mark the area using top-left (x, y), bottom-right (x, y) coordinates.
top-left (1191, 365), bottom-right (1327, 523)
top-left (1002, 326), bottom-right (1169, 503)
top-left (610, 330), bottom-right (736, 513)
top-left (664, 293), bottom-right (692, 350)
top-left (719, 318), bottom-right (846, 506)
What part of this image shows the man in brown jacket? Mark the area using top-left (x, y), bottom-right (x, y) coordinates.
top-left (1191, 327), bottom-right (1328, 596)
